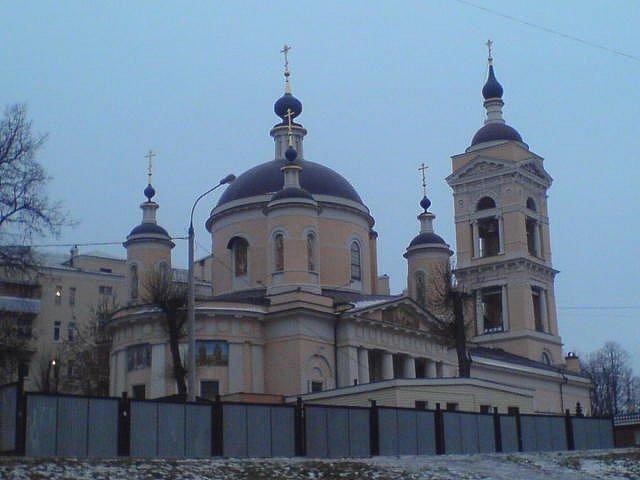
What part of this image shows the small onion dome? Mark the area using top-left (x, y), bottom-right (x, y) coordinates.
top-left (144, 183), bottom-right (156, 201)
top-left (285, 146), bottom-right (298, 162)
top-left (482, 65), bottom-right (504, 99)
top-left (419, 195), bottom-right (431, 212)
top-left (128, 222), bottom-right (170, 238)
top-left (270, 186), bottom-right (314, 202)
top-left (274, 93), bottom-right (302, 120)
top-left (471, 122), bottom-right (524, 146)
top-left (409, 232), bottom-right (447, 247)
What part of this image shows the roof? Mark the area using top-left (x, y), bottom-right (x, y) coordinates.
top-left (408, 232), bottom-right (448, 247)
top-left (471, 122), bottom-right (524, 146)
top-left (217, 158), bottom-right (364, 206)
top-left (210, 288), bottom-right (270, 306)
top-left (322, 288), bottom-right (401, 307)
top-left (128, 223), bottom-right (170, 237)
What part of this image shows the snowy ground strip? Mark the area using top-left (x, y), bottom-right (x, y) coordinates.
top-left (0, 449), bottom-right (638, 479)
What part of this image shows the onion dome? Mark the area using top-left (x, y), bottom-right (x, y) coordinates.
top-left (274, 93), bottom-right (302, 121)
top-left (482, 65), bottom-right (503, 99)
top-left (144, 183), bottom-right (156, 201)
top-left (420, 195), bottom-right (431, 212)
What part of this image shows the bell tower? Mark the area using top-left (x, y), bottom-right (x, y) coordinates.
top-left (446, 44), bottom-right (563, 365)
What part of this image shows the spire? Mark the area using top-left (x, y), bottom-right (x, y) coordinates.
top-left (482, 39), bottom-right (505, 125)
top-left (274, 45), bottom-right (302, 122)
top-left (418, 163), bottom-right (431, 212)
top-left (144, 150), bottom-right (156, 201)
top-left (282, 44), bottom-right (292, 94)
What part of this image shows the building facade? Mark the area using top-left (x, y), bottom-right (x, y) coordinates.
top-left (105, 51), bottom-right (591, 414)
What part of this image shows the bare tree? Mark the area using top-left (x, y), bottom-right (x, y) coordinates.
top-left (583, 342), bottom-right (639, 416)
top-left (0, 104), bottom-right (69, 272)
top-left (143, 270), bottom-right (188, 395)
top-left (0, 312), bottom-right (32, 384)
top-left (427, 263), bottom-right (473, 377)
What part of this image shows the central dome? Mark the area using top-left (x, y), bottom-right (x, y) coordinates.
top-left (217, 158), bottom-right (364, 206)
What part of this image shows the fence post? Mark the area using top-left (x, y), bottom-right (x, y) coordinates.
top-left (564, 409), bottom-right (575, 451)
top-left (493, 407), bottom-right (502, 453)
top-left (434, 402), bottom-right (445, 455)
top-left (294, 396), bottom-right (305, 457)
top-left (211, 394), bottom-right (223, 456)
top-left (117, 391), bottom-right (131, 456)
top-left (514, 408), bottom-right (523, 452)
top-left (14, 378), bottom-right (26, 456)
top-left (369, 400), bottom-right (379, 456)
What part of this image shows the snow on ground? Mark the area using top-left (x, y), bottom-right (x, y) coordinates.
top-left (0, 449), bottom-right (638, 480)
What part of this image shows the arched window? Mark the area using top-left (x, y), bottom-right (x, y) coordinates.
top-left (130, 264), bottom-right (138, 300)
top-left (414, 271), bottom-right (426, 307)
top-left (229, 237), bottom-right (248, 277)
top-left (306, 232), bottom-right (316, 272)
top-left (526, 197), bottom-right (537, 211)
top-left (476, 196), bottom-right (496, 210)
top-left (350, 241), bottom-right (361, 281)
top-left (274, 233), bottom-right (284, 272)
top-left (541, 351), bottom-right (552, 365)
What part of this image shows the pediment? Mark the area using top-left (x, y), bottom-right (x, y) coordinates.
top-left (344, 296), bottom-right (438, 330)
top-left (447, 156), bottom-right (513, 185)
top-left (518, 159), bottom-right (553, 185)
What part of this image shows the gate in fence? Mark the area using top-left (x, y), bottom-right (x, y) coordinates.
top-left (0, 382), bottom-right (615, 458)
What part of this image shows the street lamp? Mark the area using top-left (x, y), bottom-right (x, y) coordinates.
top-left (187, 173), bottom-right (235, 401)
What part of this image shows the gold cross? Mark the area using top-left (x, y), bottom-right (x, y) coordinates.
top-left (145, 150), bottom-right (156, 183)
top-left (486, 39), bottom-right (494, 64)
top-left (418, 163), bottom-right (428, 197)
top-left (281, 44), bottom-right (291, 72)
top-left (284, 108), bottom-right (295, 146)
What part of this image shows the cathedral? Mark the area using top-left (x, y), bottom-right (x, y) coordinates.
top-left (108, 47), bottom-right (591, 415)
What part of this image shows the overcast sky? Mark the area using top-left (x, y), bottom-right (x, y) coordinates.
top-left (1, 1), bottom-right (638, 370)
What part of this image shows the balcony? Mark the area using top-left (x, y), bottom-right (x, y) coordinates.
top-left (0, 295), bottom-right (41, 314)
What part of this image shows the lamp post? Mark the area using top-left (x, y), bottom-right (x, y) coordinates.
top-left (187, 174), bottom-right (235, 402)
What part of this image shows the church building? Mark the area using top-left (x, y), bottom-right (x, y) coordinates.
top-left (108, 46), bottom-right (591, 415)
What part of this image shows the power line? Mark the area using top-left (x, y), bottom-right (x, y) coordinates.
top-left (2, 236), bottom-right (189, 248)
top-left (454, 0), bottom-right (640, 64)
top-left (558, 306), bottom-right (640, 310)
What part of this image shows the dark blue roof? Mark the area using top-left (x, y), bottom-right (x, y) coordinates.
top-left (128, 223), bottom-right (170, 238)
top-left (409, 232), bottom-right (447, 247)
top-left (217, 159), bottom-right (364, 206)
top-left (482, 65), bottom-right (504, 99)
top-left (471, 122), bottom-right (524, 146)
top-left (274, 93), bottom-right (302, 120)
top-left (270, 186), bottom-right (314, 202)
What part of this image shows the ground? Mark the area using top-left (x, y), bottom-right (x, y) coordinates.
top-left (1, 449), bottom-right (638, 479)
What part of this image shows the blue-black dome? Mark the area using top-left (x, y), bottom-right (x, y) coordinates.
top-left (274, 93), bottom-right (302, 120)
top-left (144, 184), bottom-right (156, 201)
top-left (409, 232), bottom-right (447, 247)
top-left (471, 122), bottom-right (524, 146)
top-left (270, 186), bottom-right (314, 202)
top-left (217, 159), bottom-right (364, 206)
top-left (420, 196), bottom-right (431, 212)
top-left (128, 223), bottom-right (170, 238)
top-left (482, 65), bottom-right (503, 100)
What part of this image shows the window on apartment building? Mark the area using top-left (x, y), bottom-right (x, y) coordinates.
top-left (479, 287), bottom-right (504, 333)
top-left (311, 381), bottom-right (323, 393)
top-left (54, 286), bottom-right (63, 305)
top-left (480, 405), bottom-right (491, 414)
top-left (69, 287), bottom-right (76, 306)
top-left (132, 384), bottom-right (146, 400)
top-left (99, 267), bottom-right (112, 273)
top-left (16, 317), bottom-right (32, 339)
top-left (415, 400), bottom-right (428, 410)
top-left (53, 321), bottom-right (61, 341)
top-left (532, 286), bottom-right (545, 332)
top-left (446, 402), bottom-right (459, 411)
top-left (196, 340), bottom-right (229, 366)
top-left (200, 380), bottom-right (219, 400)
top-left (99, 285), bottom-right (113, 296)
top-left (68, 321), bottom-right (77, 341)
top-left (127, 344), bottom-right (152, 371)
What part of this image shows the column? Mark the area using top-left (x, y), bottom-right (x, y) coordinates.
top-left (358, 347), bottom-right (370, 384)
top-left (501, 285), bottom-right (509, 331)
top-left (381, 351), bottom-right (394, 380)
top-left (109, 353), bottom-right (116, 396)
top-left (251, 344), bottom-right (264, 393)
top-left (540, 289), bottom-right (549, 333)
top-left (115, 349), bottom-right (127, 397)
top-left (476, 290), bottom-right (484, 335)
top-left (534, 221), bottom-right (542, 257)
top-left (436, 361), bottom-right (444, 378)
top-left (149, 343), bottom-right (166, 398)
top-left (498, 215), bottom-right (505, 254)
top-left (337, 346), bottom-right (359, 387)
top-left (472, 221), bottom-right (479, 258)
top-left (403, 355), bottom-right (416, 379)
top-left (228, 342), bottom-right (245, 393)
top-left (426, 359), bottom-right (437, 378)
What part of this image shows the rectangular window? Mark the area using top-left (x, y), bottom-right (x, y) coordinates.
top-left (480, 287), bottom-right (503, 333)
top-left (415, 358), bottom-right (427, 378)
top-left (415, 400), bottom-right (428, 410)
top-left (392, 354), bottom-right (403, 379)
top-left (478, 218), bottom-right (500, 257)
top-left (99, 267), bottom-right (112, 273)
top-left (99, 285), bottom-right (113, 296)
top-left (127, 344), bottom-right (152, 371)
top-left (368, 350), bottom-right (382, 382)
top-left (532, 286), bottom-right (544, 332)
top-left (69, 287), bottom-right (76, 306)
top-left (16, 317), bottom-right (32, 339)
top-left (132, 384), bottom-right (146, 400)
top-left (480, 405), bottom-right (491, 414)
top-left (311, 381), bottom-right (323, 393)
top-left (526, 217), bottom-right (538, 256)
top-left (196, 340), bottom-right (229, 366)
top-left (200, 380), bottom-right (219, 400)
top-left (446, 402), bottom-right (458, 412)
top-left (53, 321), bottom-right (61, 341)
top-left (54, 286), bottom-right (63, 305)
top-left (68, 321), bottom-right (76, 341)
